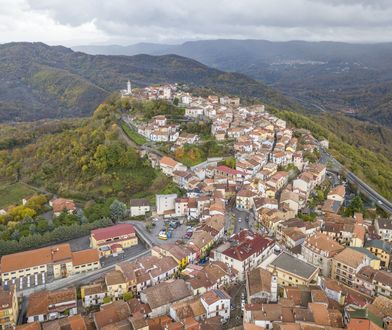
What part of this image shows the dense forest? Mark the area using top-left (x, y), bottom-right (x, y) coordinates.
top-left (0, 96), bottom-right (180, 201)
top-left (0, 119), bottom-right (84, 150)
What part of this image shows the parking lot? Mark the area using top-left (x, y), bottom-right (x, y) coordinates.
top-left (149, 218), bottom-right (189, 245)
top-left (6, 272), bottom-right (51, 292)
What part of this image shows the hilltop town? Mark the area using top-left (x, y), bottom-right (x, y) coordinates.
top-left (0, 82), bottom-right (392, 330)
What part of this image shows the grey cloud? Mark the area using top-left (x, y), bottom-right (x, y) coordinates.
top-left (4, 0), bottom-right (392, 45)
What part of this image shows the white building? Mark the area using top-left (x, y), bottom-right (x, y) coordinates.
top-left (129, 199), bottom-right (151, 217)
top-left (156, 194), bottom-right (178, 215)
top-left (211, 230), bottom-right (275, 280)
top-left (81, 283), bottom-right (106, 307)
top-left (301, 233), bottom-right (344, 277)
top-left (200, 289), bottom-right (231, 322)
top-left (375, 218), bottom-right (392, 243)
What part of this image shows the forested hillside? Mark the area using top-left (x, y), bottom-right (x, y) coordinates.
top-left (0, 42), bottom-right (301, 122)
top-left (0, 96), bottom-right (179, 201)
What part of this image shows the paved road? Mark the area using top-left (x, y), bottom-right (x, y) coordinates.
top-left (121, 116), bottom-right (165, 159)
top-left (319, 147), bottom-right (392, 214)
top-left (346, 172), bottom-right (392, 214)
top-left (229, 207), bottom-right (251, 234)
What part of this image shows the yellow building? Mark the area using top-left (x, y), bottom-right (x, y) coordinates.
top-left (0, 244), bottom-right (101, 283)
top-left (0, 285), bottom-right (18, 329)
top-left (1, 243), bottom-right (73, 282)
top-left (151, 243), bottom-right (194, 269)
top-left (268, 252), bottom-right (319, 286)
top-left (115, 262), bottom-right (138, 292)
top-left (105, 270), bottom-right (127, 300)
top-left (91, 224), bottom-right (138, 256)
top-left (71, 249), bottom-right (101, 275)
top-left (365, 240), bottom-right (392, 268)
top-left (236, 189), bottom-right (256, 210)
top-left (188, 230), bottom-right (214, 259)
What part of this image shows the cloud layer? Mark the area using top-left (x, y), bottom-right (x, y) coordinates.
top-left (1, 0), bottom-right (392, 45)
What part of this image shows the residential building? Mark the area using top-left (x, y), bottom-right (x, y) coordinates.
top-left (322, 199), bottom-right (343, 214)
top-left (214, 165), bottom-right (245, 183)
top-left (268, 252), bottom-right (319, 286)
top-left (0, 285), bottom-right (18, 329)
top-left (354, 266), bottom-right (376, 296)
top-left (236, 189), bottom-right (256, 210)
top-left (140, 279), bottom-right (193, 318)
top-left (93, 300), bottom-right (131, 329)
top-left (156, 194), bottom-right (177, 215)
top-left (279, 190), bottom-right (300, 214)
top-left (375, 218), bottom-right (392, 243)
top-left (38, 315), bottom-right (87, 330)
top-left (152, 243), bottom-right (195, 269)
top-left (373, 270), bottom-right (392, 299)
top-left (184, 261), bottom-right (238, 296)
top-left (211, 230), bottom-right (275, 280)
top-left (281, 227), bottom-right (306, 249)
top-left (105, 270), bottom-right (127, 300)
top-left (307, 163), bottom-right (326, 185)
top-left (327, 185), bottom-right (345, 203)
top-left (26, 288), bottom-right (77, 323)
top-left (169, 297), bottom-right (206, 322)
top-left (90, 224), bottom-right (138, 256)
top-left (129, 198), bottom-right (151, 217)
top-left (200, 289), bottom-right (231, 322)
top-left (331, 247), bottom-right (380, 287)
top-left (188, 230), bottom-right (214, 259)
top-left (80, 282), bottom-right (107, 307)
top-left (50, 198), bottom-right (76, 217)
top-left (159, 156), bottom-right (186, 176)
top-left (319, 277), bottom-right (345, 305)
top-left (365, 240), bottom-right (392, 268)
top-left (302, 233), bottom-right (345, 277)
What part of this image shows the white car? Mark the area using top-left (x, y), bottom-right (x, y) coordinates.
top-left (241, 293), bottom-right (245, 311)
top-left (238, 218), bottom-right (242, 222)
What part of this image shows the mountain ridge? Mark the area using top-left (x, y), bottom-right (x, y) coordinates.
top-left (0, 42), bottom-right (302, 122)
top-left (73, 39), bottom-right (392, 127)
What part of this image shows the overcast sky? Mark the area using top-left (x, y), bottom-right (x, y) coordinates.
top-left (1, 0), bottom-right (392, 46)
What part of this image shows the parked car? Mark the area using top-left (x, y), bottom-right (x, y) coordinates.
top-left (158, 231), bottom-right (168, 240)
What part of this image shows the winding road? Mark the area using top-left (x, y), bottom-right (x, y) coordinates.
top-left (319, 147), bottom-right (392, 214)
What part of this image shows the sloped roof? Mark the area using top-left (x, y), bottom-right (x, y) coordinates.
top-left (91, 224), bottom-right (135, 241)
top-left (270, 252), bottom-right (318, 280)
top-left (142, 279), bottom-right (192, 309)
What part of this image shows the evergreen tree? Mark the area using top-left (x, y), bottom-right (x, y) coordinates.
top-left (110, 200), bottom-right (127, 222)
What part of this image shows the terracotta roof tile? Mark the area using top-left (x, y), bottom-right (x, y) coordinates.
top-left (72, 249), bottom-right (99, 266)
top-left (91, 224), bottom-right (135, 242)
top-left (1, 243), bottom-right (72, 273)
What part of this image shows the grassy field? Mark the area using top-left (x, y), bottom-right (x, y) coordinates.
top-left (0, 182), bottom-right (37, 209)
top-left (121, 122), bottom-right (147, 146)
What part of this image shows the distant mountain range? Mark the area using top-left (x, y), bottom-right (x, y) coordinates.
top-left (0, 42), bottom-right (300, 122)
top-left (74, 39), bottom-right (392, 127)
